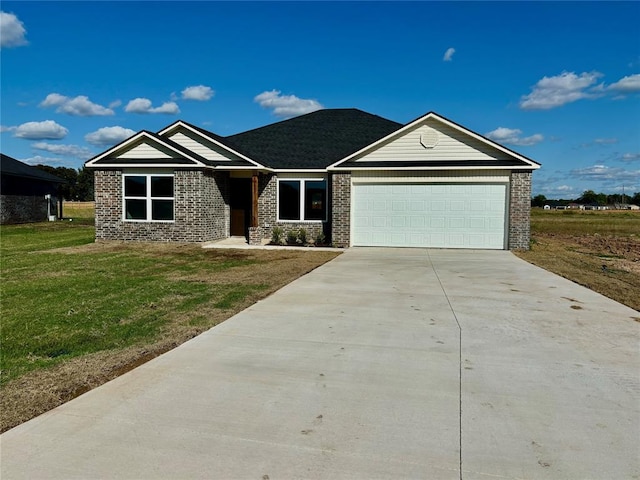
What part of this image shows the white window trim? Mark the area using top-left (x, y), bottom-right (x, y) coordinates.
top-left (123, 173), bottom-right (175, 223)
top-left (276, 177), bottom-right (328, 223)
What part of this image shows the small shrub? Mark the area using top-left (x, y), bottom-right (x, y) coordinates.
top-left (286, 230), bottom-right (298, 245)
top-left (298, 228), bottom-right (308, 245)
top-left (271, 226), bottom-right (284, 245)
top-left (315, 232), bottom-right (326, 246)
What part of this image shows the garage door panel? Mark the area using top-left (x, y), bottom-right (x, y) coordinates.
top-left (353, 183), bottom-right (506, 249)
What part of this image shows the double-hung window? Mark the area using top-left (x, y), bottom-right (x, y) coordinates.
top-left (123, 174), bottom-right (174, 221)
top-left (278, 178), bottom-right (327, 222)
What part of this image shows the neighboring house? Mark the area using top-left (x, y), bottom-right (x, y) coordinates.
top-left (1, 154), bottom-right (66, 225)
top-left (85, 109), bottom-right (541, 249)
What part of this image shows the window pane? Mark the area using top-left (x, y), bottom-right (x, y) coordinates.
top-left (304, 180), bottom-right (326, 221)
top-left (125, 199), bottom-right (146, 219)
top-left (152, 200), bottom-right (174, 220)
top-left (279, 181), bottom-right (300, 220)
top-left (151, 176), bottom-right (173, 197)
top-left (124, 176), bottom-right (146, 197)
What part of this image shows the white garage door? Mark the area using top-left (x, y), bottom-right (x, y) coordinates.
top-left (352, 183), bottom-right (507, 249)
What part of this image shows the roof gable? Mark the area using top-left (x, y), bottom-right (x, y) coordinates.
top-left (329, 112), bottom-right (540, 170)
top-left (226, 109), bottom-right (402, 170)
top-left (85, 131), bottom-right (209, 168)
top-left (158, 121), bottom-right (266, 169)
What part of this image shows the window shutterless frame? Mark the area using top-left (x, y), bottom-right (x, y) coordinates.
top-left (276, 178), bottom-right (327, 222)
top-left (123, 174), bottom-right (175, 222)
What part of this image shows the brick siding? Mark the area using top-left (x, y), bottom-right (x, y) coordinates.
top-left (94, 169), bottom-right (229, 242)
top-left (508, 170), bottom-right (532, 250)
top-left (331, 172), bottom-right (351, 247)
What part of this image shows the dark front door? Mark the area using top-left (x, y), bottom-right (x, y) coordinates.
top-left (230, 178), bottom-right (251, 237)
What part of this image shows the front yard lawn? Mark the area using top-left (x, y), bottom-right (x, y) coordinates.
top-left (0, 222), bottom-right (339, 432)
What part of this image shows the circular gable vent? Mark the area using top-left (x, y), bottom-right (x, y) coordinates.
top-left (420, 127), bottom-right (439, 149)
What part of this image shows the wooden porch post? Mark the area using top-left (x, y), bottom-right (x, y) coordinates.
top-left (251, 173), bottom-right (259, 228)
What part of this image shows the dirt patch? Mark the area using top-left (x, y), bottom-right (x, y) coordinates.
top-left (515, 233), bottom-right (640, 312)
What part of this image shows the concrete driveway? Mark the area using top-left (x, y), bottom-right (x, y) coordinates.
top-left (2, 248), bottom-right (638, 479)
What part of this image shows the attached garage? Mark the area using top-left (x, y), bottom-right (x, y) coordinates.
top-left (330, 112), bottom-right (541, 250)
top-left (352, 182), bottom-right (507, 249)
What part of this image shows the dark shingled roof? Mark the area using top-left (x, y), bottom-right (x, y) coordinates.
top-left (225, 109), bottom-right (402, 169)
top-left (1, 153), bottom-right (67, 183)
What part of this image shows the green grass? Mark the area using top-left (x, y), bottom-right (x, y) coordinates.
top-left (0, 222), bottom-right (267, 385)
top-left (531, 209), bottom-right (640, 236)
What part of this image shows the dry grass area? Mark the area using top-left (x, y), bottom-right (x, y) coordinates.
top-left (1, 232), bottom-right (340, 432)
top-left (514, 209), bottom-right (640, 313)
top-left (62, 201), bottom-right (95, 219)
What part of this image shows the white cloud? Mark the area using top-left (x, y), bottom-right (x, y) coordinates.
top-left (0, 125), bottom-right (12, 133)
top-left (485, 127), bottom-right (544, 146)
top-left (519, 71), bottom-right (604, 110)
top-left (12, 120), bottom-right (68, 140)
top-left (593, 138), bottom-right (618, 145)
top-left (181, 85), bottom-right (214, 101)
top-left (125, 98), bottom-right (180, 114)
top-left (85, 126), bottom-right (136, 146)
top-left (607, 74), bottom-right (640, 93)
top-left (536, 183), bottom-right (577, 198)
top-left (571, 164), bottom-right (640, 184)
top-left (109, 100), bottom-right (122, 109)
top-left (32, 142), bottom-right (93, 160)
top-left (254, 90), bottom-right (323, 118)
top-left (40, 93), bottom-right (115, 116)
top-left (621, 153), bottom-right (640, 162)
top-left (0, 11), bottom-right (28, 48)
top-left (443, 47), bottom-right (455, 62)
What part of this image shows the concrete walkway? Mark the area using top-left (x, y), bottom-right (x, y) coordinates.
top-left (2, 248), bottom-right (638, 479)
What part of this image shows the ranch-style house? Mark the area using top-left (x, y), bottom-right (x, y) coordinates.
top-left (85, 109), bottom-right (540, 249)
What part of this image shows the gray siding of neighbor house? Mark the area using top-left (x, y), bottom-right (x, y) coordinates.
top-left (1, 194), bottom-right (58, 224)
top-left (508, 170), bottom-right (532, 250)
top-left (94, 169), bottom-right (229, 242)
top-left (256, 173), bottom-right (327, 243)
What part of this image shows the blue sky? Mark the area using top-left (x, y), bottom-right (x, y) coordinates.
top-left (1, 1), bottom-right (639, 198)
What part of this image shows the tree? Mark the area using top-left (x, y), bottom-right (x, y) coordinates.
top-left (578, 190), bottom-right (598, 205)
top-left (75, 167), bottom-right (94, 201)
top-left (632, 192), bottom-right (640, 205)
top-left (531, 194), bottom-right (547, 207)
top-left (34, 165), bottom-right (94, 201)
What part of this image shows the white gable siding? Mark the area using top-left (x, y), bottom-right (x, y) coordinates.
top-left (354, 118), bottom-right (511, 163)
top-left (168, 131), bottom-right (238, 162)
top-left (117, 142), bottom-right (175, 159)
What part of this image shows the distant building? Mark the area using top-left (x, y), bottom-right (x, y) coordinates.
top-left (1, 154), bottom-right (66, 224)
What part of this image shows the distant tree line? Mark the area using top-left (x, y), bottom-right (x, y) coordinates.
top-left (35, 165), bottom-right (94, 201)
top-left (532, 190), bottom-right (640, 208)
